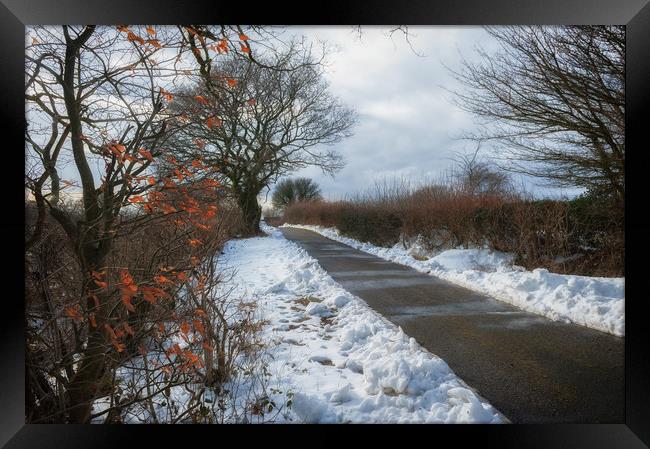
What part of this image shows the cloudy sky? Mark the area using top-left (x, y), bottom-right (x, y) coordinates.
top-left (258, 26), bottom-right (581, 207)
top-left (262, 26), bottom-right (496, 204)
top-left (28, 26), bottom-right (578, 205)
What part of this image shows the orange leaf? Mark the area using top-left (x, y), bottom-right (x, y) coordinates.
top-left (109, 143), bottom-right (126, 156)
top-left (180, 166), bottom-right (193, 178)
top-left (162, 177), bottom-right (176, 189)
top-left (146, 26), bottom-right (156, 36)
top-left (159, 88), bottom-right (173, 102)
top-left (104, 323), bottom-right (117, 340)
top-left (119, 270), bottom-right (138, 312)
top-left (128, 195), bottom-right (145, 204)
top-left (240, 43), bottom-right (250, 53)
top-left (202, 342), bottom-right (213, 352)
top-left (65, 306), bottom-right (83, 323)
top-left (194, 222), bottom-right (210, 231)
top-left (154, 274), bottom-right (173, 285)
top-left (184, 349), bottom-right (200, 365)
top-left (94, 279), bottom-right (108, 289)
top-left (138, 148), bottom-right (154, 161)
top-left (112, 341), bottom-right (126, 353)
top-left (121, 294), bottom-right (136, 313)
top-left (146, 39), bottom-right (162, 49)
top-left (194, 95), bottom-right (209, 105)
top-left (180, 321), bottom-right (190, 335)
top-left (193, 319), bottom-right (206, 335)
top-left (123, 322), bottom-right (135, 337)
top-left (247, 98), bottom-right (256, 106)
top-left (203, 178), bottom-right (220, 188)
top-left (148, 177), bottom-right (157, 186)
top-left (217, 39), bottom-right (229, 53)
top-left (206, 116), bottom-right (222, 129)
top-left (89, 294), bottom-right (100, 310)
top-left (141, 286), bottom-right (166, 304)
top-left (239, 33), bottom-right (249, 41)
top-left (226, 78), bottom-right (237, 87)
top-left (127, 31), bottom-right (145, 45)
top-left (120, 269), bottom-right (133, 282)
top-left (188, 238), bottom-right (202, 247)
top-left (160, 203), bottom-right (177, 214)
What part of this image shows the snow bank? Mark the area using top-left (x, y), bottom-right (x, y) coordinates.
top-left (281, 224), bottom-right (624, 337)
top-left (214, 223), bottom-right (504, 423)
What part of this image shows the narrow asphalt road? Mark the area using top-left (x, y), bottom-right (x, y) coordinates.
top-left (280, 227), bottom-right (624, 423)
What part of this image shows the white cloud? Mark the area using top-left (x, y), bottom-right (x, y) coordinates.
top-left (280, 26), bottom-right (507, 200)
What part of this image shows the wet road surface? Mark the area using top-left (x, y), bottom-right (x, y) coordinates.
top-left (280, 227), bottom-right (624, 423)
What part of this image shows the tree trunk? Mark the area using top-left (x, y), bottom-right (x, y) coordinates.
top-left (66, 253), bottom-right (110, 423)
top-left (236, 190), bottom-right (261, 236)
top-left (66, 327), bottom-right (107, 423)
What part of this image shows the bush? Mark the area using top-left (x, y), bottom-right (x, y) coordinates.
top-left (25, 197), bottom-right (283, 424)
top-left (565, 194), bottom-right (624, 275)
top-left (281, 184), bottom-right (623, 277)
top-left (338, 205), bottom-right (402, 246)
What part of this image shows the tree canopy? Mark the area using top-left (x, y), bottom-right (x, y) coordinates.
top-left (167, 50), bottom-right (356, 234)
top-left (272, 177), bottom-right (323, 210)
top-left (450, 26), bottom-right (624, 204)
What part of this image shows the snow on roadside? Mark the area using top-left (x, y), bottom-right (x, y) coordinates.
top-left (215, 223), bottom-right (505, 423)
top-left (281, 224), bottom-right (625, 337)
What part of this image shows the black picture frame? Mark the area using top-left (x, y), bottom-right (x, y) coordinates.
top-left (3, 0), bottom-right (649, 447)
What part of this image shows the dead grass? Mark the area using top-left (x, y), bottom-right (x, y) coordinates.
top-left (294, 296), bottom-right (322, 306)
top-left (282, 183), bottom-right (623, 276)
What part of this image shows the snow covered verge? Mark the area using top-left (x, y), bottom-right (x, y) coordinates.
top-left (214, 223), bottom-right (505, 423)
top-left (281, 224), bottom-right (625, 337)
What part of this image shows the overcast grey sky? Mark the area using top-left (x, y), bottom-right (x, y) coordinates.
top-left (259, 26), bottom-right (493, 204)
top-left (261, 26), bottom-right (580, 206)
top-left (27, 26), bottom-right (580, 205)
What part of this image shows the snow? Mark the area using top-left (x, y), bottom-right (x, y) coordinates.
top-left (213, 222), bottom-right (505, 423)
top-left (281, 224), bottom-right (625, 337)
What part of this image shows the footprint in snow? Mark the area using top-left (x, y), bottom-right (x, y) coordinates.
top-left (308, 356), bottom-right (334, 366)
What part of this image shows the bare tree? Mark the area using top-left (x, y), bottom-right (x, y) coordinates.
top-left (272, 177), bottom-right (323, 210)
top-left (25, 25), bottom-right (185, 422)
top-left (450, 26), bottom-right (624, 205)
top-left (450, 145), bottom-right (512, 196)
top-left (168, 50), bottom-right (356, 235)
top-left (25, 24), bottom-right (287, 423)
